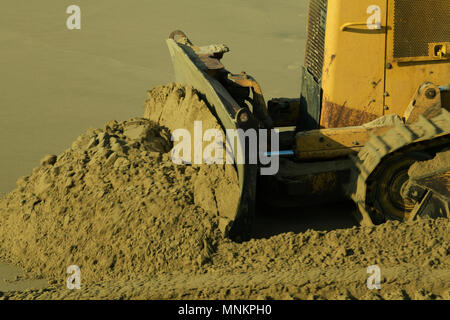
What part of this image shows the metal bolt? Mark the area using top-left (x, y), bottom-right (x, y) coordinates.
top-left (425, 88), bottom-right (437, 99)
top-left (386, 63), bottom-right (393, 69)
top-left (383, 105), bottom-right (389, 110)
top-left (239, 111), bottom-right (249, 123)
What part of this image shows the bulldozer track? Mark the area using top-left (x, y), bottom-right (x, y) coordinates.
top-left (349, 109), bottom-right (450, 224)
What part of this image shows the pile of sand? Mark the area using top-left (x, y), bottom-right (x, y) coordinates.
top-left (0, 84), bottom-right (448, 300)
top-left (216, 218), bottom-right (449, 276)
top-left (0, 84), bottom-right (240, 284)
top-left (144, 83), bottom-right (221, 136)
top-left (409, 150), bottom-right (450, 179)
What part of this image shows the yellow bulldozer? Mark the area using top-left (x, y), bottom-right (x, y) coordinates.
top-left (162, 0), bottom-right (449, 239)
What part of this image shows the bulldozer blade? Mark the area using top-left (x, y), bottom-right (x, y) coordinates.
top-left (166, 36), bottom-right (257, 241)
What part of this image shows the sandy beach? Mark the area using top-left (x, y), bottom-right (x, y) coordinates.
top-left (0, 0), bottom-right (307, 195)
top-left (1, 1), bottom-right (448, 301)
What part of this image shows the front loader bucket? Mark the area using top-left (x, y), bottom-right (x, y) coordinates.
top-left (166, 32), bottom-right (257, 241)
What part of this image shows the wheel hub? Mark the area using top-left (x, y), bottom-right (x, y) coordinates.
top-left (371, 153), bottom-right (430, 221)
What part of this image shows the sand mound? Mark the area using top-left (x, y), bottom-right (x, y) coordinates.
top-left (409, 150), bottom-right (450, 179)
top-left (0, 84), bottom-right (240, 284)
top-left (144, 83), bottom-right (241, 227)
top-left (216, 219), bottom-right (449, 275)
top-left (0, 84), bottom-right (448, 300)
top-left (144, 83), bottom-right (220, 135)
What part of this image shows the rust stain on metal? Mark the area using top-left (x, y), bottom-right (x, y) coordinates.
top-left (198, 54), bottom-right (224, 70)
top-left (372, 79), bottom-right (382, 88)
top-left (330, 54), bottom-right (336, 64)
top-left (320, 100), bottom-right (378, 128)
top-left (324, 54), bottom-right (336, 76)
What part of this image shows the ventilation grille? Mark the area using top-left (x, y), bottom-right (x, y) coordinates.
top-left (304, 0), bottom-right (328, 81)
top-left (393, 0), bottom-right (450, 59)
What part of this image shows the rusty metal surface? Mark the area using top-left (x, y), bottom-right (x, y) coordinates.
top-left (227, 72), bottom-right (273, 128)
top-left (321, 0), bottom-right (387, 125)
top-left (169, 30), bottom-right (193, 45)
top-left (296, 148), bottom-right (361, 160)
top-left (294, 124), bottom-right (393, 161)
top-left (197, 54), bottom-right (224, 70)
top-left (320, 100), bottom-right (378, 128)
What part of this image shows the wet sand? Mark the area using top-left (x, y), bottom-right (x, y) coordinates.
top-left (0, 262), bottom-right (47, 293)
top-left (0, 0), bottom-right (307, 195)
top-left (0, 0), bottom-right (307, 296)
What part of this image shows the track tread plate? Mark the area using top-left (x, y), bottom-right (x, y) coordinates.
top-left (349, 110), bottom-right (450, 222)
